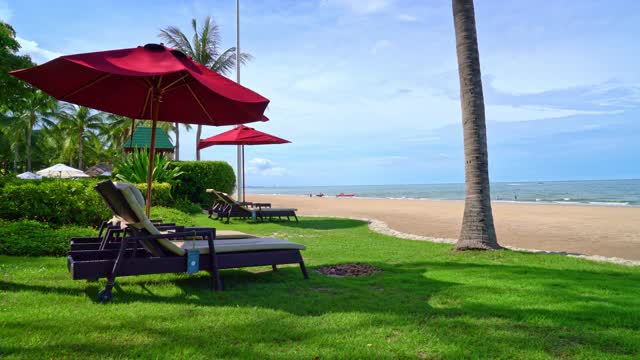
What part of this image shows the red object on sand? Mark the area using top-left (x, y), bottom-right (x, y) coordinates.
top-left (11, 43), bottom-right (269, 215)
top-left (198, 125), bottom-right (290, 201)
top-left (337, 193), bottom-right (355, 197)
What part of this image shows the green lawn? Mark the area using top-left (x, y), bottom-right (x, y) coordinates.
top-left (1, 215), bottom-right (639, 359)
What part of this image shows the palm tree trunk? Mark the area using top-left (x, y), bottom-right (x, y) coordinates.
top-left (452, 0), bottom-right (500, 250)
top-left (195, 125), bottom-right (202, 161)
top-left (174, 122), bottom-right (180, 161)
top-left (78, 130), bottom-right (84, 169)
top-left (13, 146), bottom-right (18, 172)
top-left (26, 123), bottom-right (32, 172)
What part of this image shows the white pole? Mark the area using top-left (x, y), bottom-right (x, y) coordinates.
top-left (235, 0), bottom-right (243, 202)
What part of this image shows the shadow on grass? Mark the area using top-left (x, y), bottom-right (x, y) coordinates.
top-left (3, 260), bottom-right (640, 357)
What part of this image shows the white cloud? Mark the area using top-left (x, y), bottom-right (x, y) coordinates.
top-left (16, 37), bottom-right (62, 64)
top-left (396, 14), bottom-right (417, 22)
top-left (321, 0), bottom-right (393, 15)
top-left (247, 157), bottom-right (288, 177)
top-left (486, 104), bottom-right (621, 123)
top-left (370, 39), bottom-right (391, 54)
top-left (0, 1), bottom-right (12, 21)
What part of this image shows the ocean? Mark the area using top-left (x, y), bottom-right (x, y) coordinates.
top-left (247, 179), bottom-right (640, 206)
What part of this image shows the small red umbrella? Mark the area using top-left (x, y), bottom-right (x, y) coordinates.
top-left (11, 43), bottom-right (269, 215)
top-left (198, 125), bottom-right (290, 201)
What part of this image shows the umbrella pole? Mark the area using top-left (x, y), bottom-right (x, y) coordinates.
top-left (242, 144), bottom-right (246, 202)
top-left (129, 118), bottom-right (136, 147)
top-left (145, 101), bottom-right (159, 216)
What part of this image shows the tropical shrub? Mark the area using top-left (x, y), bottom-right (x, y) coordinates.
top-left (0, 219), bottom-right (95, 256)
top-left (172, 198), bottom-right (203, 214)
top-left (132, 182), bottom-right (174, 207)
top-left (0, 180), bottom-right (109, 226)
top-left (115, 148), bottom-right (183, 184)
top-left (169, 161), bottom-right (235, 207)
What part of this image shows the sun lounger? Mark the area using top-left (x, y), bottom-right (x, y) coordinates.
top-left (67, 180), bottom-right (308, 303)
top-left (71, 186), bottom-right (256, 251)
top-left (212, 190), bottom-right (298, 224)
top-left (206, 189), bottom-right (272, 219)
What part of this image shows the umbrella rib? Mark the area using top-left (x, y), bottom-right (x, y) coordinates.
top-left (139, 88), bottom-right (152, 119)
top-left (186, 84), bottom-right (214, 122)
top-left (161, 73), bottom-right (189, 92)
top-left (61, 73), bottom-right (112, 100)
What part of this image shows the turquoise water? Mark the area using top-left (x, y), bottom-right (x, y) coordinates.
top-left (247, 179), bottom-right (640, 206)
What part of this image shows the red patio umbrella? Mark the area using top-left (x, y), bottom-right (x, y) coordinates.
top-left (10, 43), bottom-right (269, 215)
top-left (198, 125), bottom-right (290, 201)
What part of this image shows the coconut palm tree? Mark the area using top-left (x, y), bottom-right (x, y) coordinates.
top-left (159, 16), bottom-right (252, 160)
top-left (57, 105), bottom-right (105, 169)
top-left (452, 0), bottom-right (500, 250)
top-left (12, 90), bottom-right (58, 171)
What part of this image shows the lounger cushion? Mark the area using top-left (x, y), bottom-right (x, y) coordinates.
top-left (172, 237), bottom-right (306, 254)
top-left (118, 185), bottom-right (190, 255)
top-left (117, 185), bottom-right (261, 256)
top-left (216, 230), bottom-right (257, 239)
top-left (114, 182), bottom-right (146, 208)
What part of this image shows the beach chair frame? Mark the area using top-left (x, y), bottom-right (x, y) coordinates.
top-left (67, 180), bottom-right (309, 303)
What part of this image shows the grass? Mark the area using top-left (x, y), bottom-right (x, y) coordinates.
top-left (1, 215), bottom-right (639, 359)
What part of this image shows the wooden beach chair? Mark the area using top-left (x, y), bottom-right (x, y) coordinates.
top-left (67, 180), bottom-right (308, 303)
top-left (72, 185), bottom-right (256, 251)
top-left (213, 191), bottom-right (298, 224)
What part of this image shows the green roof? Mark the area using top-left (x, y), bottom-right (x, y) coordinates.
top-left (123, 126), bottom-right (174, 151)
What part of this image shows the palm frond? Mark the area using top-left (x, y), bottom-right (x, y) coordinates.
top-left (158, 27), bottom-right (195, 57)
top-left (210, 47), bottom-right (253, 76)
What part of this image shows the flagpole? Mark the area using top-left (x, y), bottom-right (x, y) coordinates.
top-left (235, 0), bottom-right (243, 202)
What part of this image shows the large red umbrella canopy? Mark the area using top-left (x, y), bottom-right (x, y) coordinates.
top-left (198, 125), bottom-right (290, 201)
top-left (10, 43), bottom-right (268, 125)
top-left (198, 125), bottom-right (290, 149)
top-left (11, 43), bottom-right (269, 215)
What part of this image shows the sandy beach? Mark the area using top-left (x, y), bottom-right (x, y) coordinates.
top-left (248, 194), bottom-right (640, 261)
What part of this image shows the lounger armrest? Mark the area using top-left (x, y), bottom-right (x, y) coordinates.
top-left (129, 229), bottom-right (216, 241)
top-left (128, 228), bottom-right (217, 255)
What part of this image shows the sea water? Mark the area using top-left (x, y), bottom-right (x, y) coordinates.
top-left (247, 179), bottom-right (640, 206)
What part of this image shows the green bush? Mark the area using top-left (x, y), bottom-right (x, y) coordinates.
top-left (173, 198), bottom-right (203, 215)
top-left (133, 182), bottom-right (173, 207)
top-left (0, 180), bottom-right (110, 227)
top-left (0, 219), bottom-right (95, 256)
top-left (169, 161), bottom-right (235, 207)
top-left (150, 206), bottom-right (195, 226)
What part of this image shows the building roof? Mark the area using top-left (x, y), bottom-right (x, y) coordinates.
top-left (123, 126), bottom-right (174, 152)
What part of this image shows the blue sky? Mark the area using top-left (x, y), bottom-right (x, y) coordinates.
top-left (3, 0), bottom-right (639, 185)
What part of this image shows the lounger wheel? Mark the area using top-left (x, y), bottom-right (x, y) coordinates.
top-left (98, 289), bottom-right (113, 303)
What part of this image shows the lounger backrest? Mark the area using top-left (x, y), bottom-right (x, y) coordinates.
top-left (95, 180), bottom-right (186, 256)
top-left (95, 181), bottom-right (139, 224)
top-left (206, 189), bottom-right (226, 204)
top-left (216, 191), bottom-right (252, 212)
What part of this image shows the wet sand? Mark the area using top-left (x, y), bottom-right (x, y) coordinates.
top-left (248, 194), bottom-right (640, 261)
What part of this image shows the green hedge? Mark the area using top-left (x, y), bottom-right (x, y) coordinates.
top-left (0, 219), bottom-right (95, 256)
top-left (169, 161), bottom-right (235, 207)
top-left (0, 179), bottom-right (180, 227)
top-left (133, 182), bottom-right (173, 207)
top-left (0, 180), bottom-right (110, 227)
top-left (0, 207), bottom-right (194, 257)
